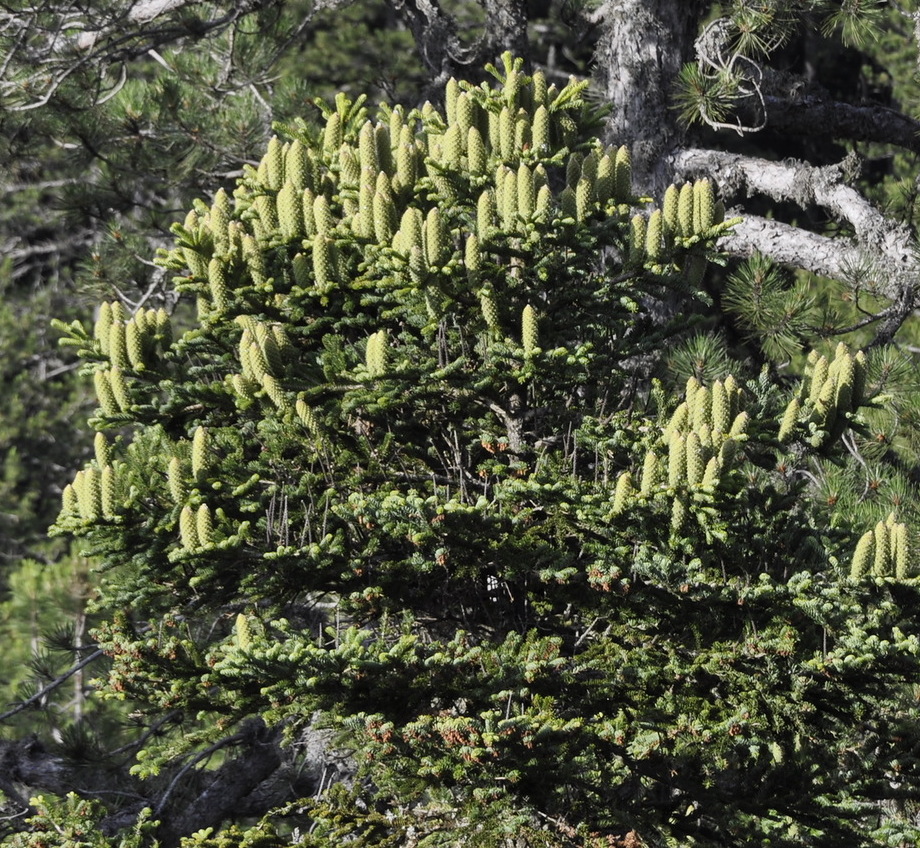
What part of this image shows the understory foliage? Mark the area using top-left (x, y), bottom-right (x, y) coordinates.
top-left (44, 55), bottom-right (920, 847)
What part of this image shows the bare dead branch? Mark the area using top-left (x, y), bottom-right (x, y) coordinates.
top-left (713, 212), bottom-right (867, 279)
top-left (761, 94), bottom-right (920, 155)
top-left (672, 146), bottom-right (918, 293)
top-left (671, 147), bottom-right (920, 345)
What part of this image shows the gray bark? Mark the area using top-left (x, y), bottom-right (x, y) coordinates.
top-left (671, 146), bottom-right (919, 298)
top-left (390, 0), bottom-right (468, 84)
top-left (593, 1), bottom-right (920, 338)
top-left (596, 0), bottom-right (706, 191)
top-left (760, 94), bottom-right (920, 155)
top-left (390, 0), bottom-right (529, 89)
top-left (715, 213), bottom-right (865, 281)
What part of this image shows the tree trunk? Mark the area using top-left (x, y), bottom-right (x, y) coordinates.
top-left (597, 0), bottom-right (705, 192)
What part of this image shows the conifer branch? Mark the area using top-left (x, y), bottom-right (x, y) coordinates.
top-left (0, 0), bottom-right (326, 110)
top-left (703, 212), bottom-right (919, 346)
top-left (0, 649), bottom-right (104, 724)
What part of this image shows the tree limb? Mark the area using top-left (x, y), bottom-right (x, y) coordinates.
top-left (0, 650), bottom-right (105, 724)
top-left (761, 94), bottom-right (920, 155)
top-left (154, 720), bottom-right (283, 847)
top-left (672, 146), bottom-right (919, 294)
top-left (0, 721), bottom-right (297, 848)
top-left (671, 146), bottom-right (920, 344)
top-left (713, 213), bottom-right (867, 280)
top-left (74, 0), bottom-right (203, 49)
top-left (0, 1), bottom-right (291, 110)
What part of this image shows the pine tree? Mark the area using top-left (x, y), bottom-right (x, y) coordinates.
top-left (28, 53), bottom-right (920, 848)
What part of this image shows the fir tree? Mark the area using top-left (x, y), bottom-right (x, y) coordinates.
top-left (8, 1), bottom-right (920, 846)
top-left (20, 53), bottom-right (920, 848)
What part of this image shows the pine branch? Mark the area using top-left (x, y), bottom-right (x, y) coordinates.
top-left (0, 649), bottom-right (104, 724)
top-left (720, 217), bottom-right (917, 343)
top-left (866, 278), bottom-right (918, 349)
top-left (0, 0), bottom-right (343, 111)
top-left (672, 146), bottom-right (920, 345)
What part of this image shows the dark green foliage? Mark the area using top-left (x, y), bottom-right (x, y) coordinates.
top-left (0, 0), bottom-right (447, 772)
top-left (37, 52), bottom-right (920, 847)
top-left (722, 254), bottom-right (816, 361)
top-left (278, 0), bottom-right (428, 106)
top-left (2, 795), bottom-right (156, 848)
